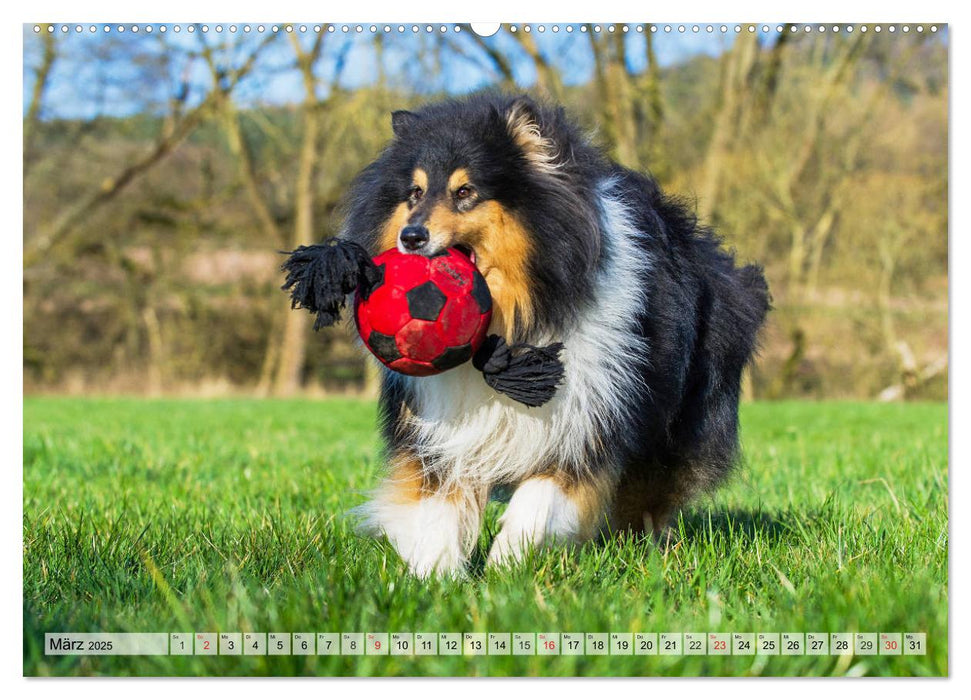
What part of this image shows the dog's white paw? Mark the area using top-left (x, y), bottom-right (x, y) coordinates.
top-left (355, 494), bottom-right (472, 578)
top-left (486, 478), bottom-right (582, 567)
top-left (486, 527), bottom-right (534, 567)
top-left (398, 509), bottom-right (467, 579)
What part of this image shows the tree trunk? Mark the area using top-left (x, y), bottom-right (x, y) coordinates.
top-left (142, 306), bottom-right (165, 396)
top-left (588, 29), bottom-right (620, 161)
top-left (640, 30), bottom-right (664, 170)
top-left (254, 301), bottom-right (284, 397)
top-left (788, 222), bottom-right (809, 293)
top-left (363, 359), bottom-right (382, 399)
top-left (273, 312), bottom-right (312, 396)
top-left (805, 205), bottom-right (838, 295)
top-left (697, 32), bottom-right (759, 224)
top-left (608, 31), bottom-right (637, 168)
top-left (24, 25), bottom-right (57, 179)
top-left (512, 30), bottom-right (562, 100)
top-left (272, 32), bottom-right (325, 396)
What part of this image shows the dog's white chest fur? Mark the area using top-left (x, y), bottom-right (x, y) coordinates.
top-left (397, 183), bottom-right (648, 487)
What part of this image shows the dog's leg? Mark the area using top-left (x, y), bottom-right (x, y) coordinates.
top-left (610, 468), bottom-right (684, 543)
top-left (356, 454), bottom-right (484, 578)
top-left (643, 506), bottom-right (677, 544)
top-left (487, 472), bottom-right (615, 566)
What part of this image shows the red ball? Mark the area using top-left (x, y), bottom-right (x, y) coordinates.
top-left (354, 248), bottom-right (493, 376)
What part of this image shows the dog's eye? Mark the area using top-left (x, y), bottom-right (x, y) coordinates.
top-left (455, 185), bottom-right (474, 200)
top-left (409, 186), bottom-right (424, 202)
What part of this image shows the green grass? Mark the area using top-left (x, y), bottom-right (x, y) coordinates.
top-left (23, 398), bottom-right (948, 677)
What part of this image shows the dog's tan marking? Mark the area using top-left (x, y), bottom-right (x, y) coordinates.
top-left (475, 203), bottom-right (534, 339)
top-left (425, 200), bottom-right (533, 338)
top-left (413, 168), bottom-right (428, 193)
top-left (548, 470), bottom-right (618, 539)
top-left (367, 451), bottom-right (489, 577)
top-left (385, 450), bottom-right (480, 507)
top-left (486, 470), bottom-right (618, 566)
top-left (379, 202), bottom-right (410, 253)
top-left (447, 168), bottom-right (470, 193)
top-left (385, 452), bottom-right (438, 504)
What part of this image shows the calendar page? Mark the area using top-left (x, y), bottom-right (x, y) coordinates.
top-left (22, 18), bottom-right (948, 679)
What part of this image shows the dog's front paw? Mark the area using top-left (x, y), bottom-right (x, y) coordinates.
top-left (486, 527), bottom-right (533, 568)
top-left (486, 477), bottom-right (586, 568)
top-left (354, 494), bottom-right (472, 579)
top-left (401, 528), bottom-right (467, 579)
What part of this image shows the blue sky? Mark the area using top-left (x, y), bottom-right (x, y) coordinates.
top-left (23, 24), bottom-right (734, 120)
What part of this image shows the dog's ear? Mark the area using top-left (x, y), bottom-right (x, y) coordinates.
top-left (391, 110), bottom-right (419, 138)
top-left (505, 97), bottom-right (559, 173)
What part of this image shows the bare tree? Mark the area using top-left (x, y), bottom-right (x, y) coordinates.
top-left (24, 31), bottom-right (278, 270)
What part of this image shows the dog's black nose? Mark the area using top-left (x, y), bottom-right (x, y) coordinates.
top-left (399, 225), bottom-right (429, 251)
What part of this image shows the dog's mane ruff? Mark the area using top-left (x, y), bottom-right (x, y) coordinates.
top-left (394, 177), bottom-right (650, 490)
top-left (502, 98), bottom-right (608, 340)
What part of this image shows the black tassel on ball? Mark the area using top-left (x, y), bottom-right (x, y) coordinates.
top-left (280, 239), bottom-right (381, 330)
top-left (473, 335), bottom-right (565, 408)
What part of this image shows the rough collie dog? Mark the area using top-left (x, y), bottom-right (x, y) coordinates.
top-left (337, 94), bottom-right (769, 577)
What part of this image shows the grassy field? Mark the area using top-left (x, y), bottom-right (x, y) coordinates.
top-left (23, 398), bottom-right (948, 677)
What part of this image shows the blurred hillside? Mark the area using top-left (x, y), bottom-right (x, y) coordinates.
top-left (22, 24), bottom-right (948, 399)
